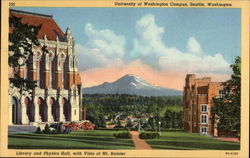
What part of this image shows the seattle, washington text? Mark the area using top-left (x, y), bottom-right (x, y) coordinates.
top-left (114, 1), bottom-right (232, 7)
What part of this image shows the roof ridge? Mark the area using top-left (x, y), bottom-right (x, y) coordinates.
top-left (10, 9), bottom-right (53, 19)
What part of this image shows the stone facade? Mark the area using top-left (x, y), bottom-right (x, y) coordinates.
top-left (183, 74), bottom-right (224, 136)
top-left (9, 9), bottom-right (84, 125)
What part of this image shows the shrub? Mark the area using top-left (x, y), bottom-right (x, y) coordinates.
top-left (81, 122), bottom-right (95, 130)
top-left (50, 122), bottom-right (63, 134)
top-left (114, 125), bottom-right (124, 129)
top-left (35, 126), bottom-right (42, 134)
top-left (107, 121), bottom-right (115, 125)
top-left (139, 132), bottom-right (160, 139)
top-left (113, 132), bottom-right (132, 139)
top-left (35, 123), bottom-right (73, 134)
top-left (130, 127), bottom-right (138, 131)
top-left (51, 130), bottom-right (59, 134)
top-left (43, 124), bottom-right (52, 134)
top-left (63, 126), bottom-right (72, 134)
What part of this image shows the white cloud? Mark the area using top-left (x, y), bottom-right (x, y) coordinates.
top-left (76, 24), bottom-right (125, 71)
top-left (129, 13), bottom-right (230, 74)
top-left (129, 14), bottom-right (166, 68)
top-left (159, 51), bottom-right (230, 73)
top-left (77, 14), bottom-right (230, 75)
top-left (186, 37), bottom-right (202, 54)
top-left (136, 14), bottom-right (164, 44)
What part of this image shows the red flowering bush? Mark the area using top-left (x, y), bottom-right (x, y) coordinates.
top-left (71, 126), bottom-right (78, 131)
top-left (63, 123), bottom-right (69, 126)
top-left (81, 122), bottom-right (95, 130)
top-left (63, 121), bottom-right (95, 131)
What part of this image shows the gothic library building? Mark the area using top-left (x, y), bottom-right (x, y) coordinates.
top-left (8, 9), bottom-right (83, 125)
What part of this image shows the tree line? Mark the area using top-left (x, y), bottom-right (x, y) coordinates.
top-left (83, 94), bottom-right (183, 129)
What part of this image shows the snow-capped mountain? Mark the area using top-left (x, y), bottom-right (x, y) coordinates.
top-left (83, 74), bottom-right (182, 96)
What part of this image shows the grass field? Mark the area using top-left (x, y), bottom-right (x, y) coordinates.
top-left (8, 129), bottom-right (134, 149)
top-left (145, 131), bottom-right (240, 150)
top-left (9, 130), bottom-right (240, 150)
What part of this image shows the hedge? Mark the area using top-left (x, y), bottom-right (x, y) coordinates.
top-left (139, 132), bottom-right (160, 139)
top-left (113, 132), bottom-right (132, 139)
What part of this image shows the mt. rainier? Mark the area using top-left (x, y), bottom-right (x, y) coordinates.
top-left (83, 74), bottom-right (182, 96)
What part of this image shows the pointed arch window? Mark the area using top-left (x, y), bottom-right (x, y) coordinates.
top-left (48, 51), bottom-right (55, 88)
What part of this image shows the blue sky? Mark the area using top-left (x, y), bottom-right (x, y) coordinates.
top-left (16, 7), bottom-right (240, 64)
top-left (13, 7), bottom-right (241, 89)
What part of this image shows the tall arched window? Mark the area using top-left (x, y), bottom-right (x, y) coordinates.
top-left (58, 52), bottom-right (66, 89)
top-left (48, 51), bottom-right (55, 88)
top-left (36, 50), bottom-right (42, 88)
top-left (61, 55), bottom-right (64, 89)
top-left (37, 60), bottom-right (40, 87)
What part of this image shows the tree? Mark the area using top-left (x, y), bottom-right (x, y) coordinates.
top-left (125, 118), bottom-right (132, 129)
top-left (147, 116), bottom-right (156, 130)
top-left (9, 15), bottom-right (41, 99)
top-left (213, 56), bottom-right (241, 137)
top-left (98, 114), bottom-right (106, 128)
top-left (164, 110), bottom-right (172, 128)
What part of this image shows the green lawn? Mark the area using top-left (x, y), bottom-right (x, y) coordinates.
top-left (8, 129), bottom-right (134, 149)
top-left (144, 131), bottom-right (240, 150)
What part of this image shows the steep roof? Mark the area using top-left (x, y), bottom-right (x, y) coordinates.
top-left (10, 9), bottom-right (65, 41)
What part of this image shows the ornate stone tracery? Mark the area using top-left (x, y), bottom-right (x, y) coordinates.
top-left (9, 9), bottom-right (83, 125)
top-left (48, 50), bottom-right (55, 61)
top-left (73, 56), bottom-right (78, 71)
top-left (60, 52), bottom-right (66, 62)
top-left (69, 55), bottom-right (74, 69)
top-left (35, 50), bottom-right (43, 60)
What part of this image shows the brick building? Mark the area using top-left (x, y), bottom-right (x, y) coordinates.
top-left (183, 74), bottom-right (224, 136)
top-left (8, 9), bottom-right (85, 125)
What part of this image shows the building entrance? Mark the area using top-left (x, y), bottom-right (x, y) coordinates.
top-left (12, 96), bottom-right (22, 124)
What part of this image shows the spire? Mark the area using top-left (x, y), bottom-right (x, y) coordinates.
top-left (65, 27), bottom-right (71, 34)
top-left (64, 27), bottom-right (72, 42)
top-left (44, 34), bottom-right (47, 40)
top-left (44, 34), bottom-right (47, 45)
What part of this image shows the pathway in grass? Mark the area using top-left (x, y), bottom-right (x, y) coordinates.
top-left (130, 131), bottom-right (152, 150)
top-left (214, 137), bottom-right (240, 143)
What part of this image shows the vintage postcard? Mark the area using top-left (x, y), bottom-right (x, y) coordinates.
top-left (0, 0), bottom-right (249, 157)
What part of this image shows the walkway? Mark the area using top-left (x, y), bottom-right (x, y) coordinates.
top-left (9, 125), bottom-right (37, 134)
top-left (130, 131), bottom-right (152, 150)
top-left (214, 137), bottom-right (240, 143)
